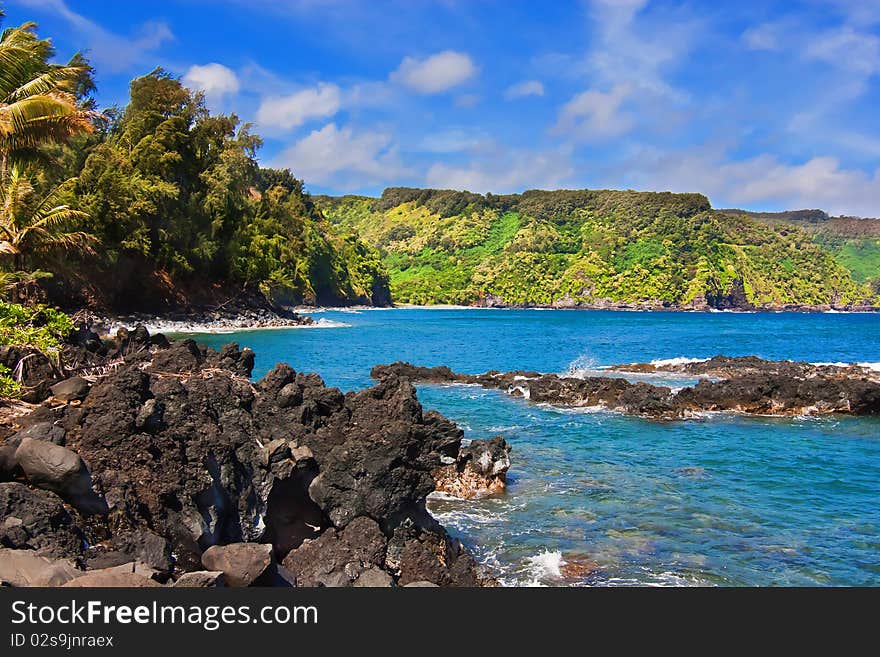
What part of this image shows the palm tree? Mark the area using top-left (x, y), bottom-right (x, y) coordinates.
top-left (0, 10), bottom-right (93, 171)
top-left (0, 166), bottom-right (94, 272)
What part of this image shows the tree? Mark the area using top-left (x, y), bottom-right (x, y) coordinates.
top-left (0, 10), bottom-right (93, 170)
top-left (0, 166), bottom-right (93, 272)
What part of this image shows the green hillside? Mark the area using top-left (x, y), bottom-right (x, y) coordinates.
top-left (723, 209), bottom-right (880, 291)
top-left (317, 188), bottom-right (877, 309)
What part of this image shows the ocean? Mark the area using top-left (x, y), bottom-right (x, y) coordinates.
top-left (192, 308), bottom-right (880, 586)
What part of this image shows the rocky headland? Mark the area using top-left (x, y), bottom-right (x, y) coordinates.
top-left (0, 325), bottom-right (508, 587)
top-left (372, 356), bottom-right (880, 418)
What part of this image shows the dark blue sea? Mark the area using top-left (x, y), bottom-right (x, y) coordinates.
top-left (192, 308), bottom-right (880, 586)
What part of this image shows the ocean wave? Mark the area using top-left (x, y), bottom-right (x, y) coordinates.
top-left (309, 318), bottom-right (352, 328)
top-left (525, 549), bottom-right (564, 581)
top-left (563, 354), bottom-right (602, 378)
top-left (649, 356), bottom-right (709, 367)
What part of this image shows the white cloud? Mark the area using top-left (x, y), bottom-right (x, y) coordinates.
top-left (805, 26), bottom-right (880, 76)
top-left (391, 51), bottom-right (478, 94)
top-left (454, 93), bottom-right (481, 108)
top-left (15, 0), bottom-right (173, 72)
top-left (742, 23), bottom-right (783, 51)
top-left (617, 145), bottom-right (880, 217)
top-left (183, 63), bottom-right (240, 101)
top-left (271, 123), bottom-right (404, 189)
top-left (425, 145), bottom-right (574, 193)
top-left (418, 129), bottom-right (487, 154)
top-left (586, 0), bottom-right (692, 99)
top-left (256, 83), bottom-right (342, 131)
top-left (553, 84), bottom-right (633, 140)
top-left (505, 80), bottom-right (545, 100)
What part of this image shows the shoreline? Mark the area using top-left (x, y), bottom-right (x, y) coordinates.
top-left (89, 303), bottom-right (880, 337)
top-left (304, 302), bottom-right (880, 314)
top-left (103, 316), bottom-right (352, 335)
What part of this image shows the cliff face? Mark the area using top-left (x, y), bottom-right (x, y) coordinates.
top-left (318, 188), bottom-right (878, 310)
top-left (0, 328), bottom-right (501, 587)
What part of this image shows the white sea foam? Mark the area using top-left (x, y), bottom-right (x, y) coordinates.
top-left (508, 384), bottom-right (531, 399)
top-left (648, 356), bottom-right (709, 367)
top-left (563, 354), bottom-right (602, 378)
top-left (525, 550), bottom-right (564, 581)
top-left (109, 316), bottom-right (352, 335)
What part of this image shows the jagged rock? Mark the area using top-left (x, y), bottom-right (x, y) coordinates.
top-left (173, 570), bottom-right (227, 587)
top-left (433, 436), bottom-right (511, 499)
top-left (3, 329), bottom-right (494, 587)
top-left (376, 359), bottom-right (880, 418)
top-left (282, 516), bottom-right (387, 587)
top-left (209, 343), bottom-right (255, 378)
top-left (0, 549), bottom-right (82, 587)
top-left (391, 521), bottom-right (486, 587)
top-left (403, 580), bottom-right (440, 587)
top-left (111, 529), bottom-right (173, 574)
top-left (13, 438), bottom-right (108, 515)
top-left (200, 543), bottom-right (276, 587)
top-left (0, 482), bottom-right (83, 557)
top-left (50, 377), bottom-right (91, 402)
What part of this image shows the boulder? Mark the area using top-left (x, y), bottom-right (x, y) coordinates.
top-left (13, 438), bottom-right (108, 515)
top-left (200, 543), bottom-right (276, 587)
top-left (110, 529), bottom-right (172, 574)
top-left (0, 482), bottom-right (83, 557)
top-left (353, 567), bottom-right (394, 587)
top-left (50, 377), bottom-right (91, 403)
top-left (62, 564), bottom-right (161, 587)
top-left (0, 549), bottom-right (82, 587)
top-left (173, 571), bottom-right (227, 587)
top-left (403, 580), bottom-right (439, 587)
top-left (12, 421), bottom-right (66, 446)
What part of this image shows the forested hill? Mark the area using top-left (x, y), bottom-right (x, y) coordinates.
top-left (722, 209), bottom-right (880, 287)
top-left (317, 188), bottom-right (878, 310)
top-left (5, 64), bottom-right (389, 313)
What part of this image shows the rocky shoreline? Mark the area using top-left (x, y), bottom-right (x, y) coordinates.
top-left (373, 356), bottom-right (880, 418)
top-left (0, 326), bottom-right (509, 587)
top-left (70, 304), bottom-right (317, 337)
top-left (472, 296), bottom-right (880, 312)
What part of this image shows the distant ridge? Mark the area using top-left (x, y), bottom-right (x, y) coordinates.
top-left (316, 187), bottom-right (878, 310)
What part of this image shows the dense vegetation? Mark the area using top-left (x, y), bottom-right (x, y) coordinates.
top-left (319, 189), bottom-right (878, 308)
top-left (0, 301), bottom-right (72, 396)
top-left (0, 12), bottom-right (389, 311)
top-left (725, 209), bottom-right (880, 293)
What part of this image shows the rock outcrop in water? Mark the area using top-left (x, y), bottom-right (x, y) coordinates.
top-left (432, 436), bottom-right (511, 499)
top-left (0, 329), bottom-right (498, 587)
top-left (372, 357), bottom-right (880, 418)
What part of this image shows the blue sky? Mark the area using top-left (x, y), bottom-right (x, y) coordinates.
top-left (4, 0), bottom-right (879, 215)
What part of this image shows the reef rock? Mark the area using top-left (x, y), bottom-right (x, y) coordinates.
top-left (374, 359), bottom-right (880, 418)
top-left (433, 436), bottom-right (511, 499)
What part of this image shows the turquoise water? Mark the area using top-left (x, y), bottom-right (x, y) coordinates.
top-left (193, 309), bottom-right (880, 586)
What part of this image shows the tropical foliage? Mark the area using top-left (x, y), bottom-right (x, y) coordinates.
top-left (65, 69), bottom-right (388, 306)
top-left (319, 189), bottom-right (877, 307)
top-left (0, 300), bottom-right (72, 397)
top-left (0, 10), bottom-right (388, 309)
